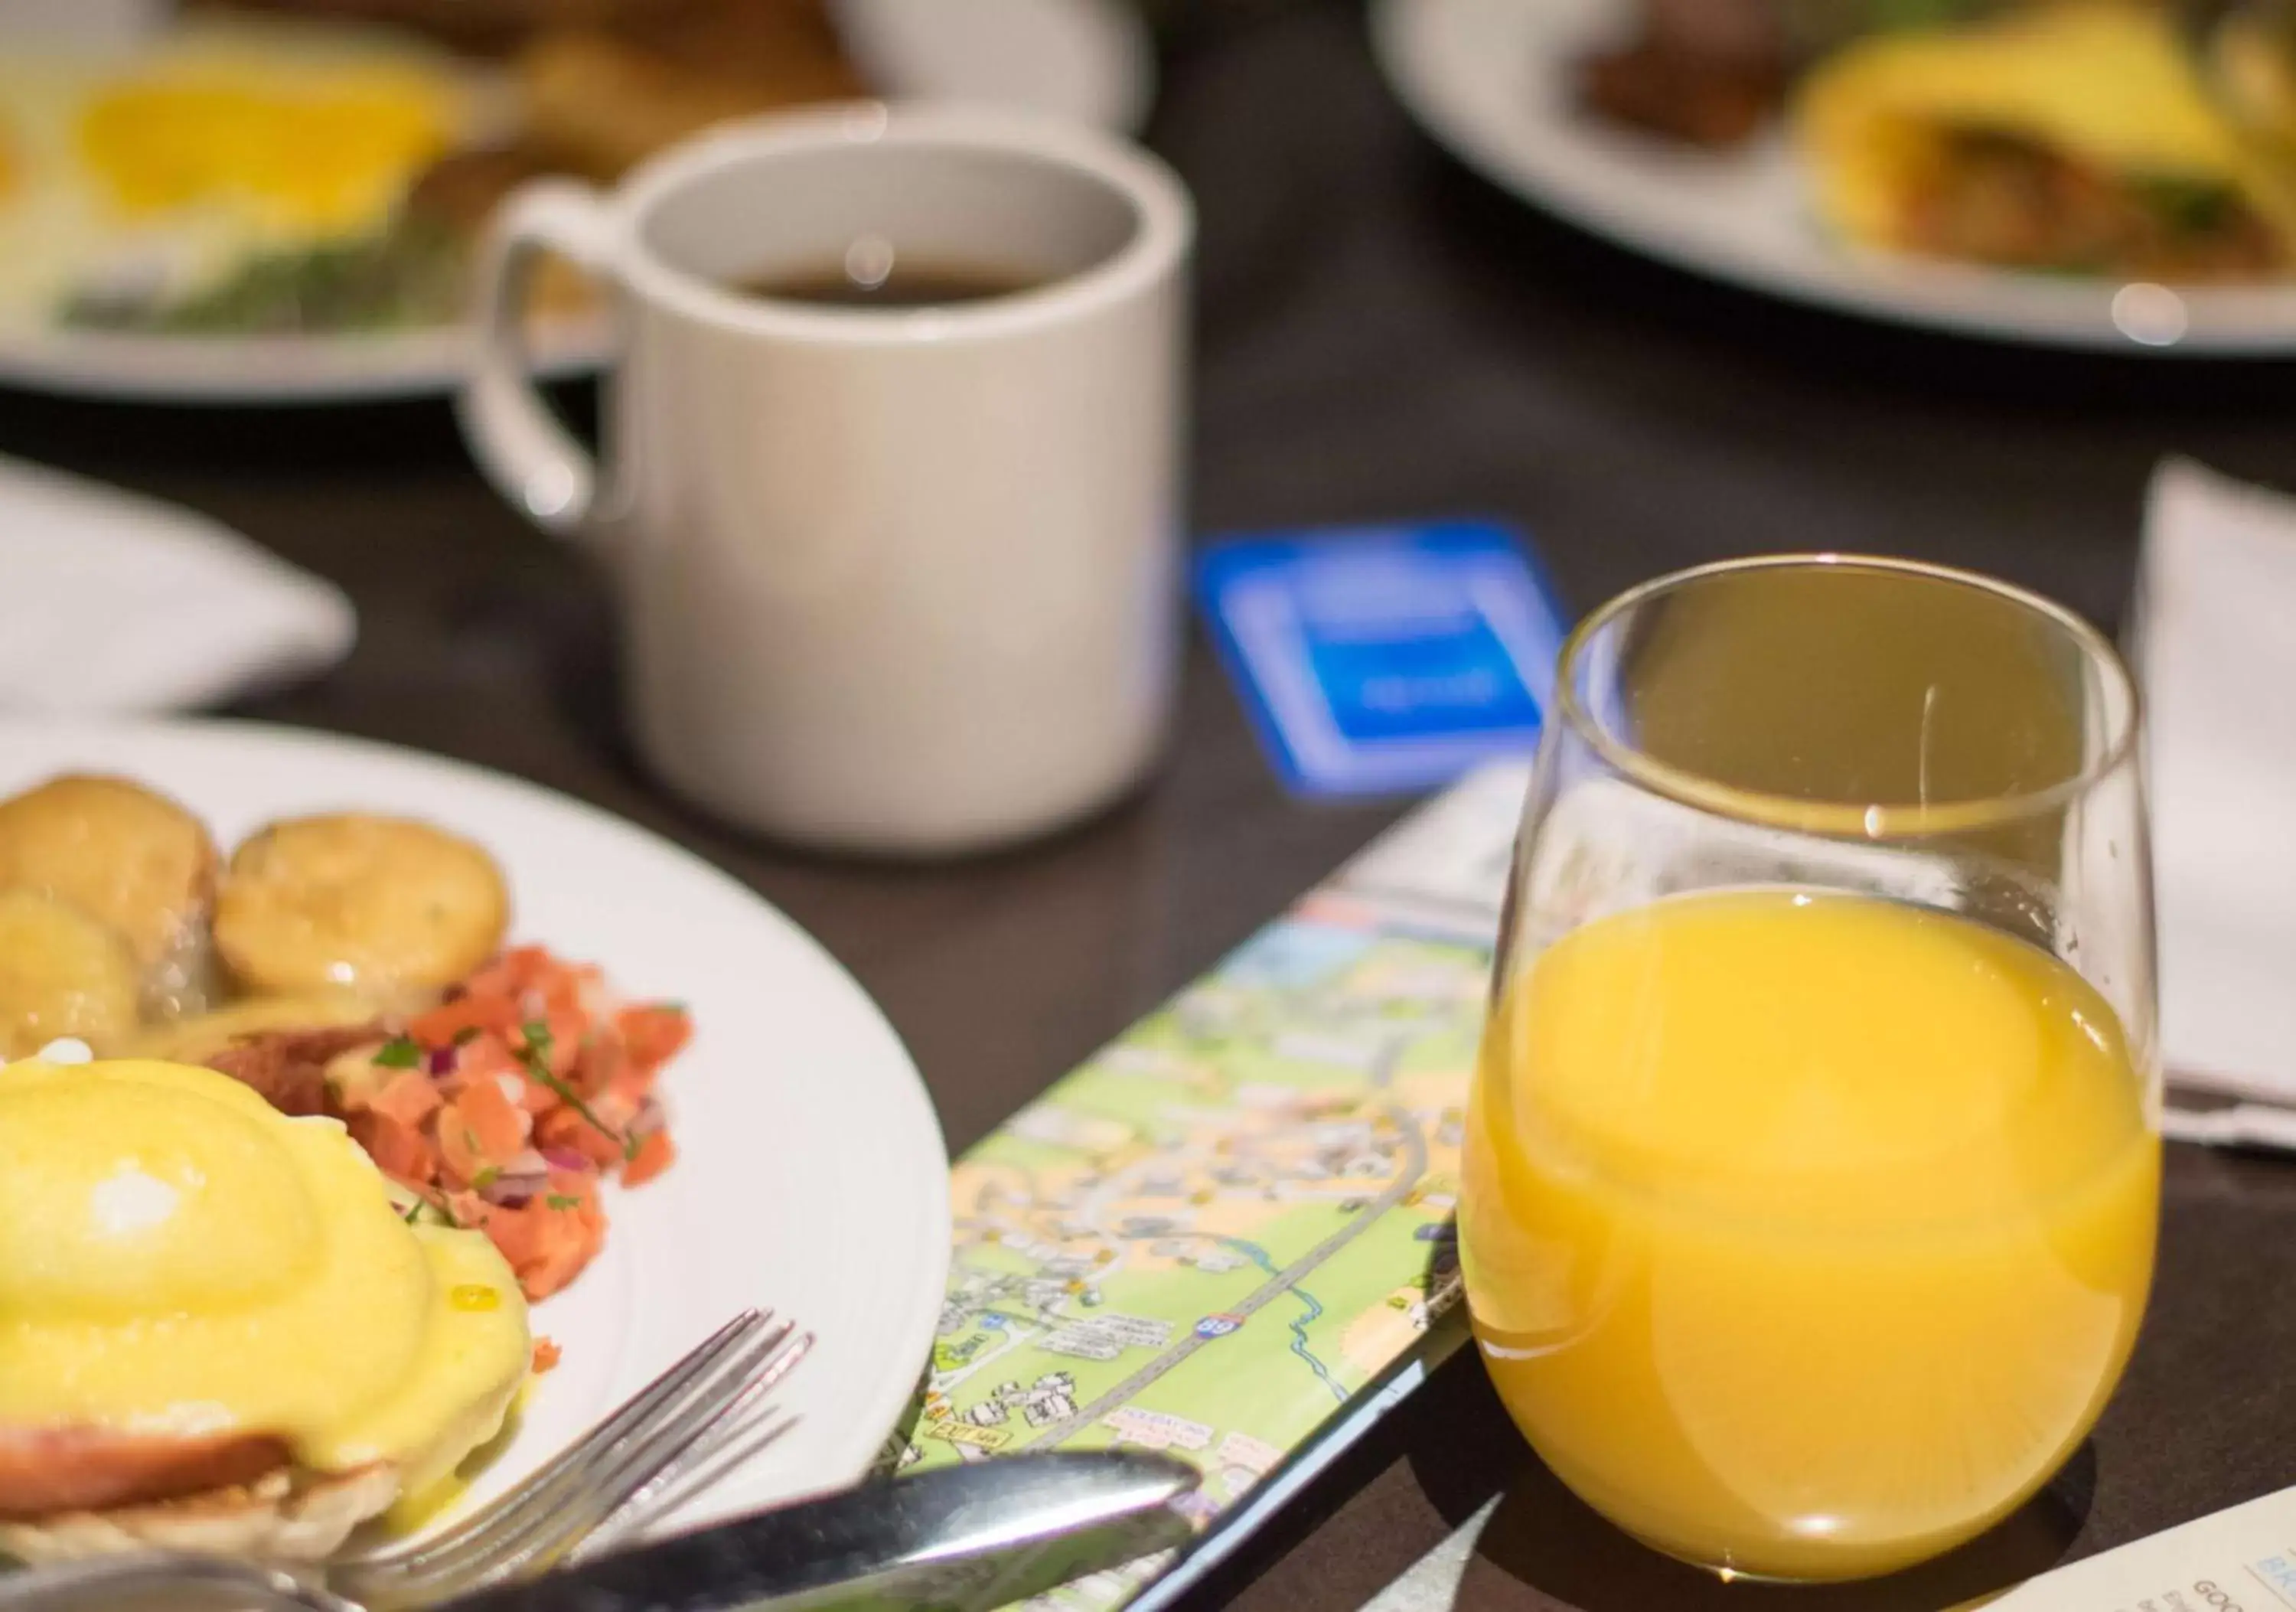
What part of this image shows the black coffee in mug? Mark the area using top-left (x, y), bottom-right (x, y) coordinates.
top-left (734, 237), bottom-right (1044, 308)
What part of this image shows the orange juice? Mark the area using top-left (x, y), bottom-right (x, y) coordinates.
top-left (1461, 889), bottom-right (2158, 1581)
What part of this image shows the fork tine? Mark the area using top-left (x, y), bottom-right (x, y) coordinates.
top-left (571, 1332), bottom-right (814, 1558)
top-left (368, 1318), bottom-right (807, 1601)
top-left (344, 1308), bottom-right (765, 1585)
top-left (572, 1408), bottom-right (802, 1561)
top-left (369, 1308), bottom-right (765, 1574)
top-left (429, 1323), bottom-right (806, 1589)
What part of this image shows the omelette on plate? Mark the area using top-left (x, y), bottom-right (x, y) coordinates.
top-left (1797, 2), bottom-right (2296, 280)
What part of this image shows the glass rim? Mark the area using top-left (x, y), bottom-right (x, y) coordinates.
top-left (1552, 553), bottom-right (2144, 839)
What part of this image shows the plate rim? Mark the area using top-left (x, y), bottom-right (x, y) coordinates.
top-left (1371, 0), bottom-right (2296, 357)
top-left (0, 713), bottom-right (952, 1510)
top-left (0, 320), bottom-right (617, 406)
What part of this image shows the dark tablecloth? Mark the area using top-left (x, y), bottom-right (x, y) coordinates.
top-left (3, 3), bottom-right (2293, 1606)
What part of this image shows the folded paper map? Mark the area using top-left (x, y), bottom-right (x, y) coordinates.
top-left (882, 764), bottom-right (1533, 1610)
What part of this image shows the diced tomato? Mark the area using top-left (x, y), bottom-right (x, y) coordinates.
top-left (449, 1033), bottom-right (546, 1112)
top-left (367, 1071), bottom-right (445, 1131)
top-left (435, 1117), bottom-right (486, 1189)
top-left (617, 1006), bottom-right (691, 1069)
top-left (570, 1030), bottom-right (625, 1099)
top-left (532, 1338), bottom-right (563, 1374)
top-left (536, 1105), bottom-right (625, 1170)
top-left (622, 1130), bottom-right (676, 1188)
top-left (536, 1009), bottom-right (585, 1079)
top-left (488, 1173), bottom-right (606, 1300)
top-left (349, 1111), bottom-right (437, 1188)
top-left (604, 1072), bottom-right (656, 1121)
top-left (462, 946), bottom-right (552, 998)
top-left (295, 943), bottom-right (690, 1317)
top-left (436, 1078), bottom-right (531, 1187)
top-left (409, 993), bottom-right (521, 1046)
top-left (461, 1075), bottom-right (532, 1158)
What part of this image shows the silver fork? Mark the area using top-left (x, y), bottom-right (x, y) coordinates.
top-left (0, 1308), bottom-right (812, 1612)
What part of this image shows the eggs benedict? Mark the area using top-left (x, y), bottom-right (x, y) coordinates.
top-left (0, 1056), bottom-right (530, 1562)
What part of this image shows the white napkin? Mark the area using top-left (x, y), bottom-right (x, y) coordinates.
top-left (0, 455), bottom-right (356, 714)
top-left (2140, 457), bottom-right (2296, 1102)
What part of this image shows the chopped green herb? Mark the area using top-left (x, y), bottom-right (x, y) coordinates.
top-left (453, 1026), bottom-right (482, 1046)
top-left (373, 1036), bottom-right (422, 1069)
top-left (472, 1166), bottom-right (501, 1191)
top-left (518, 1019), bottom-right (639, 1162)
top-left (545, 1193), bottom-right (582, 1211)
top-left (402, 1193), bottom-right (461, 1229)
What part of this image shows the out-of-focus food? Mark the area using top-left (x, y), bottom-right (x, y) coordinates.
top-left (0, 889), bottom-right (141, 1058)
top-left (0, 0), bottom-right (865, 340)
top-left (1799, 3), bottom-right (2296, 279)
top-left (0, 1056), bottom-right (530, 1563)
top-left (517, 20), bottom-right (861, 181)
top-left (192, 0), bottom-right (700, 57)
top-left (128, 991), bottom-right (383, 1065)
top-left (1576, 0), bottom-right (2296, 285)
top-left (0, 21), bottom-right (492, 334)
top-left (214, 813), bottom-right (510, 1000)
top-left (0, 773), bottom-right (219, 1015)
top-left (1578, 0), bottom-right (1792, 147)
top-left (2210, 0), bottom-right (2296, 160)
top-left (1578, 0), bottom-right (2012, 149)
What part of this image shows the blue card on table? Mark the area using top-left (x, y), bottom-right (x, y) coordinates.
top-left (1193, 520), bottom-right (1568, 798)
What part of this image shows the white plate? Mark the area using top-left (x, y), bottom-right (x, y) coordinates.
top-left (0, 717), bottom-right (951, 1534)
top-left (0, 0), bottom-right (1156, 404)
top-left (1371, 0), bottom-right (2296, 356)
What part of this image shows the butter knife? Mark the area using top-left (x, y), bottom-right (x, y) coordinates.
top-left (0, 1453), bottom-right (1200, 1612)
top-left (443, 1449), bottom-right (1200, 1612)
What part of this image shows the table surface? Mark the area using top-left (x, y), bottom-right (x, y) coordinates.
top-left (5, 4), bottom-right (2296, 1607)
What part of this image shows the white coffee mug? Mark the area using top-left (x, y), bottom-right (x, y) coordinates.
top-left (459, 103), bottom-right (1193, 854)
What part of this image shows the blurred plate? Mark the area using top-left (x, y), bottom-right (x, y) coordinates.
top-left (0, 0), bottom-right (1156, 403)
top-left (0, 717), bottom-right (951, 1532)
top-left (1371, 0), bottom-right (2296, 356)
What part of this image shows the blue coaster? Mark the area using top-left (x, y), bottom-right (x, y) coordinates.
top-left (1194, 520), bottom-right (1569, 798)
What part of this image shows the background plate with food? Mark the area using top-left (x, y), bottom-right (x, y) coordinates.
top-left (1372, 0), bottom-right (2296, 353)
top-left (0, 0), bottom-right (1153, 401)
top-left (0, 718), bottom-right (949, 1559)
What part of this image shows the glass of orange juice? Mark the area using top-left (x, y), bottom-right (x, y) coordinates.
top-left (1462, 555), bottom-right (2158, 1583)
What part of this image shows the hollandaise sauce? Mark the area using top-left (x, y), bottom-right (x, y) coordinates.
top-left (0, 1059), bottom-right (530, 1502)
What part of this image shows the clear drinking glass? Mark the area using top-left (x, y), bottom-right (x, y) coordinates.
top-left (1460, 556), bottom-right (2159, 1583)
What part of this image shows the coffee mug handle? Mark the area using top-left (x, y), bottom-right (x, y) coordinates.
top-left (458, 180), bottom-right (618, 538)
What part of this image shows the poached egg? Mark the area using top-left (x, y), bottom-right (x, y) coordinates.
top-left (0, 1056), bottom-right (529, 1536)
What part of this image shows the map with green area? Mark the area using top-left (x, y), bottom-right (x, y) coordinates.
top-left (885, 887), bottom-right (1499, 1610)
